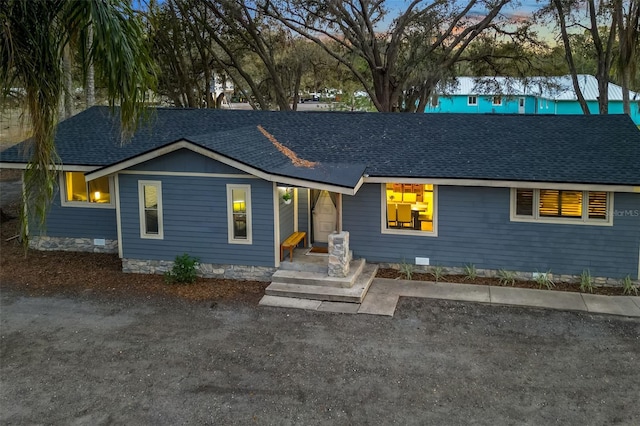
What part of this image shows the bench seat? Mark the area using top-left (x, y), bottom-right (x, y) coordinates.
top-left (280, 231), bottom-right (307, 262)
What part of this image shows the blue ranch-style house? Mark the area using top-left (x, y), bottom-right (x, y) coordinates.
top-left (1, 107), bottom-right (640, 285)
top-left (425, 75), bottom-right (640, 125)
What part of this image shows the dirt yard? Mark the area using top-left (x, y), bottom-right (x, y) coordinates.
top-left (2, 290), bottom-right (639, 424)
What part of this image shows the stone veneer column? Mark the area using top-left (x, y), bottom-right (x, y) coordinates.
top-left (328, 231), bottom-right (349, 278)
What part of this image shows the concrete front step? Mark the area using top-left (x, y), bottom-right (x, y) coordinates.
top-left (265, 264), bottom-right (378, 303)
top-left (272, 258), bottom-right (366, 288)
top-left (278, 249), bottom-right (354, 273)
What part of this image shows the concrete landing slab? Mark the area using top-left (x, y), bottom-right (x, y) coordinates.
top-left (317, 301), bottom-right (360, 314)
top-left (630, 296), bottom-right (640, 310)
top-left (581, 294), bottom-right (640, 317)
top-left (358, 293), bottom-right (399, 317)
top-left (490, 287), bottom-right (587, 312)
top-left (367, 278), bottom-right (406, 294)
top-left (259, 295), bottom-right (321, 310)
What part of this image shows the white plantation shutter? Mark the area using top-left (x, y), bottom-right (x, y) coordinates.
top-left (515, 189), bottom-right (534, 216)
top-left (588, 192), bottom-right (608, 219)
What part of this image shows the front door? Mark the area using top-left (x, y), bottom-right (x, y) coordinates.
top-left (312, 190), bottom-right (336, 243)
top-left (518, 97), bottom-right (525, 114)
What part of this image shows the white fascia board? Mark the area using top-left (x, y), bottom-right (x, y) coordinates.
top-left (364, 176), bottom-right (640, 193)
top-left (0, 163), bottom-right (27, 169)
top-left (84, 140), bottom-right (359, 195)
top-left (0, 162), bottom-right (99, 172)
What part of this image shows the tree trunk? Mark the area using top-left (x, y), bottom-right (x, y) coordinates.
top-left (553, 0), bottom-right (590, 115)
top-left (62, 45), bottom-right (74, 119)
top-left (291, 63), bottom-right (302, 111)
top-left (216, 92), bottom-right (225, 108)
top-left (614, 0), bottom-right (639, 116)
top-left (204, 68), bottom-right (212, 108)
top-left (86, 25), bottom-right (95, 107)
top-left (587, 0), bottom-right (616, 115)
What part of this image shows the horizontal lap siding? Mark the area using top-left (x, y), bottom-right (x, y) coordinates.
top-left (33, 185), bottom-right (117, 239)
top-left (119, 174), bottom-right (274, 266)
top-left (344, 184), bottom-right (640, 278)
top-left (298, 189), bottom-right (309, 234)
top-left (279, 196), bottom-right (294, 242)
top-left (129, 148), bottom-right (243, 174)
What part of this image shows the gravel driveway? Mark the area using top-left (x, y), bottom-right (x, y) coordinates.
top-left (1, 292), bottom-right (639, 425)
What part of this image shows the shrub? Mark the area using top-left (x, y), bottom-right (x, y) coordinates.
top-left (534, 270), bottom-right (555, 290)
top-left (431, 265), bottom-right (446, 282)
top-left (622, 275), bottom-right (639, 296)
top-left (464, 264), bottom-right (477, 281)
top-left (399, 259), bottom-right (414, 280)
top-left (497, 269), bottom-right (516, 286)
top-left (164, 253), bottom-right (200, 284)
top-left (579, 269), bottom-right (594, 293)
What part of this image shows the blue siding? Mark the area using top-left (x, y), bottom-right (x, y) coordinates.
top-left (298, 188), bottom-right (309, 234)
top-left (118, 173), bottom-right (275, 266)
top-left (427, 96), bottom-right (640, 124)
top-left (344, 184), bottom-right (640, 278)
top-left (425, 95), bottom-right (536, 114)
top-left (553, 101), bottom-right (639, 124)
top-left (32, 182), bottom-right (117, 239)
top-left (130, 148), bottom-right (244, 174)
top-left (279, 195), bottom-right (294, 242)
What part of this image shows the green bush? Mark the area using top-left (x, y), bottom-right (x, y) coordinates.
top-left (579, 269), bottom-right (594, 293)
top-left (534, 270), bottom-right (555, 290)
top-left (497, 269), bottom-right (516, 286)
top-left (164, 253), bottom-right (200, 284)
top-left (622, 275), bottom-right (639, 296)
top-left (431, 265), bottom-right (446, 282)
top-left (464, 264), bottom-right (477, 281)
top-left (399, 259), bottom-right (414, 280)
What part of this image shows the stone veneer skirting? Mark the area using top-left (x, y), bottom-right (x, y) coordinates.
top-left (122, 258), bottom-right (276, 281)
top-left (378, 263), bottom-right (638, 287)
top-left (29, 236), bottom-right (118, 254)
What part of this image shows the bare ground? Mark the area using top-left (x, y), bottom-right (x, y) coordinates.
top-left (1, 289), bottom-right (639, 425)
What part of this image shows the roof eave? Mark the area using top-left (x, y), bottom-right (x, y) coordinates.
top-left (84, 139), bottom-right (362, 195)
top-left (364, 176), bottom-right (640, 193)
top-left (0, 162), bottom-right (100, 172)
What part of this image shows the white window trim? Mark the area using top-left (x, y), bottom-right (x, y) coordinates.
top-left (227, 184), bottom-right (253, 245)
top-left (138, 180), bottom-right (164, 239)
top-left (492, 96), bottom-right (502, 106)
top-left (467, 95), bottom-right (478, 106)
top-left (510, 188), bottom-right (613, 226)
top-left (59, 173), bottom-right (115, 209)
top-left (380, 184), bottom-right (438, 237)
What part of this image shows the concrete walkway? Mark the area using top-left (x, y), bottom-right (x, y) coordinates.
top-left (260, 278), bottom-right (640, 318)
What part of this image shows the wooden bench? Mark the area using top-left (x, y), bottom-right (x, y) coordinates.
top-left (280, 231), bottom-right (307, 262)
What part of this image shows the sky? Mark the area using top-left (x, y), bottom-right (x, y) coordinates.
top-left (379, 0), bottom-right (562, 43)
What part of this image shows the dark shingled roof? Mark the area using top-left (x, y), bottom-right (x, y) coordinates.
top-left (2, 106), bottom-right (640, 187)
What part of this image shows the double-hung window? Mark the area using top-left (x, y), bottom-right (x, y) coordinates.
top-left (139, 181), bottom-right (163, 239)
top-left (62, 172), bottom-right (113, 207)
top-left (512, 188), bottom-right (612, 225)
top-left (468, 96), bottom-right (478, 106)
top-left (227, 184), bottom-right (252, 244)
top-left (492, 96), bottom-right (502, 106)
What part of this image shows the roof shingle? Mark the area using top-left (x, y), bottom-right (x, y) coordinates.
top-left (2, 106), bottom-right (639, 186)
